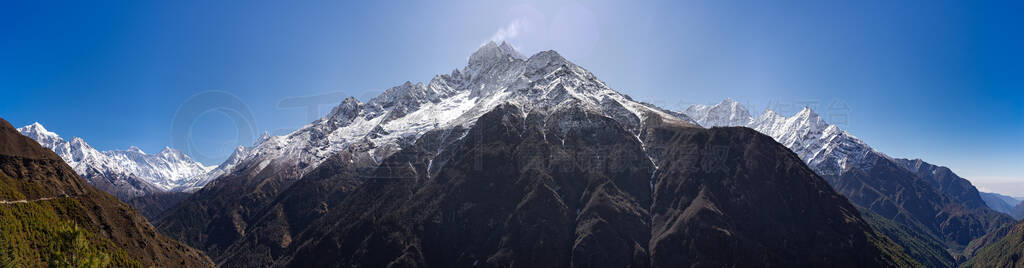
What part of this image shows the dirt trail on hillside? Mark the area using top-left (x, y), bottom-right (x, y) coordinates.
top-left (0, 194), bottom-right (77, 204)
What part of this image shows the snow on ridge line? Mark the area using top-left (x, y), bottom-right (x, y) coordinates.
top-left (20, 46), bottom-right (701, 195)
top-left (682, 99), bottom-right (883, 177)
top-left (16, 123), bottom-right (213, 192)
top-left (224, 47), bottom-right (700, 185)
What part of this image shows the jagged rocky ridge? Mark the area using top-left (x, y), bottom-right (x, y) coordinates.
top-left (684, 99), bottom-right (1015, 264)
top-left (157, 41), bottom-right (697, 258)
top-left (15, 123), bottom-right (256, 219)
top-left (157, 42), bottom-right (919, 267)
top-left (16, 123), bottom-right (215, 194)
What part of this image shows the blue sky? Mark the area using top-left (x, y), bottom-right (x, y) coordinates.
top-left (2, 1), bottom-right (1022, 194)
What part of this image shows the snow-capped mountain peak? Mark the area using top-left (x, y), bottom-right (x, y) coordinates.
top-left (221, 48), bottom-right (699, 184)
top-left (684, 100), bottom-right (880, 176)
top-left (470, 41), bottom-right (524, 66)
top-left (20, 122), bottom-right (57, 139)
top-left (16, 47), bottom-right (701, 196)
top-left (16, 122), bottom-right (213, 193)
top-left (684, 98), bottom-right (754, 127)
top-left (761, 108), bottom-right (782, 118)
top-left (158, 146), bottom-right (186, 159)
top-left (794, 107), bottom-right (828, 129)
top-left (128, 146), bottom-right (145, 154)
top-left (18, 122), bottom-right (64, 149)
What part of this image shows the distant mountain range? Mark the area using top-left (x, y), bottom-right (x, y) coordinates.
top-left (7, 43), bottom-right (1022, 267)
top-left (980, 192), bottom-right (1024, 219)
top-left (15, 122), bottom-right (251, 218)
top-left (17, 123), bottom-right (211, 192)
top-left (683, 99), bottom-right (1015, 265)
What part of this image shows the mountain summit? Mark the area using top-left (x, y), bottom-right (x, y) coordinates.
top-left (683, 98), bottom-right (753, 127)
top-left (154, 49), bottom-right (919, 267)
top-left (469, 41), bottom-right (523, 66)
top-left (159, 46), bottom-right (702, 259)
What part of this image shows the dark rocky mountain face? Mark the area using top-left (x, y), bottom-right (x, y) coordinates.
top-left (272, 105), bottom-right (916, 267)
top-left (280, 105), bottom-right (652, 267)
top-left (154, 45), bottom-right (700, 264)
top-left (643, 125), bottom-right (915, 267)
top-left (155, 152), bottom-right (308, 258)
top-left (0, 118), bottom-right (213, 267)
top-left (889, 159), bottom-right (1017, 261)
top-left (213, 141), bottom-right (381, 266)
top-left (682, 99), bottom-right (1015, 265)
top-left (149, 45), bottom-right (964, 266)
top-left (822, 154), bottom-right (1014, 257)
top-left (894, 158), bottom-right (990, 210)
top-left (215, 124), bottom-right (473, 267)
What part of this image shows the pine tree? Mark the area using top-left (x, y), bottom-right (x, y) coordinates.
top-left (0, 243), bottom-right (21, 268)
top-left (48, 224), bottom-right (111, 268)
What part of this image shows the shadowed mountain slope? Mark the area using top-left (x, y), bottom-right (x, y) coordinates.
top-left (684, 99), bottom-right (1014, 263)
top-left (277, 105), bottom-right (917, 267)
